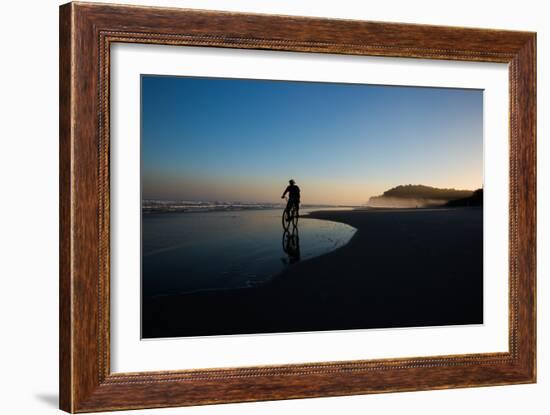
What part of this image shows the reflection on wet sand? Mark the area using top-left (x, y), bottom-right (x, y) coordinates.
top-left (142, 208), bottom-right (356, 298)
top-left (282, 223), bottom-right (301, 264)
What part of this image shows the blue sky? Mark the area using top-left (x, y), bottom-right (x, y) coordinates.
top-left (141, 75), bottom-right (483, 205)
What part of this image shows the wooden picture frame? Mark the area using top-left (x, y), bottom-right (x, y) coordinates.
top-left (59, 2), bottom-right (536, 412)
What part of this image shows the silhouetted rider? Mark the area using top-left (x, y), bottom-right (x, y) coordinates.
top-left (281, 179), bottom-right (300, 216)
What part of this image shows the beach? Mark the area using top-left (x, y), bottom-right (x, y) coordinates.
top-left (142, 207), bottom-right (483, 338)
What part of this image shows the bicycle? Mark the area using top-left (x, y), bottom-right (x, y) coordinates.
top-left (282, 197), bottom-right (299, 229)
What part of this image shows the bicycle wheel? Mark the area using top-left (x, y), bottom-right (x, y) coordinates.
top-left (291, 207), bottom-right (299, 227)
top-left (282, 209), bottom-right (291, 229)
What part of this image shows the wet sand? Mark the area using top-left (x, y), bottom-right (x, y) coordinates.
top-left (142, 207), bottom-right (483, 338)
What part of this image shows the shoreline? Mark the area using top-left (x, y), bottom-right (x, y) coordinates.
top-left (143, 206), bottom-right (483, 338)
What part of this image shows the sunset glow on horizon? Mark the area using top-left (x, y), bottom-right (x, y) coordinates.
top-left (142, 75), bottom-right (483, 206)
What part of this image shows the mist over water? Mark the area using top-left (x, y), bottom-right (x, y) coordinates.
top-left (142, 208), bottom-right (356, 299)
top-left (366, 197), bottom-right (448, 208)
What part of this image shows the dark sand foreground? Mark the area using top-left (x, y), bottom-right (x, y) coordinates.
top-left (142, 207), bottom-right (483, 338)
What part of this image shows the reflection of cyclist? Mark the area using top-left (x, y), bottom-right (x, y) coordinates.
top-left (281, 179), bottom-right (300, 217)
top-left (283, 226), bottom-right (301, 264)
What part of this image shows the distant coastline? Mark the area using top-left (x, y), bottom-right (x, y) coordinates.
top-left (367, 184), bottom-right (482, 208)
top-left (143, 183), bottom-right (483, 214)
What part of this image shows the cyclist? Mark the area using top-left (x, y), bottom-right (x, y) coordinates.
top-left (281, 179), bottom-right (301, 217)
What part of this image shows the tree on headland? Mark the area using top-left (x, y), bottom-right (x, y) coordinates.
top-left (377, 184), bottom-right (473, 200)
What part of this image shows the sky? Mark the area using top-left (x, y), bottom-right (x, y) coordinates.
top-left (141, 75), bottom-right (483, 206)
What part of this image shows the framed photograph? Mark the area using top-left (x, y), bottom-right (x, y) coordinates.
top-left (59, 2), bottom-right (536, 412)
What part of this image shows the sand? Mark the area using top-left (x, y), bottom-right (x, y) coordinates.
top-left (142, 207), bottom-right (483, 338)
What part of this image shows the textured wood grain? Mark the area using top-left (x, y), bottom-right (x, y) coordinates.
top-left (59, 2), bottom-right (536, 412)
top-left (59, 3), bottom-right (73, 412)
